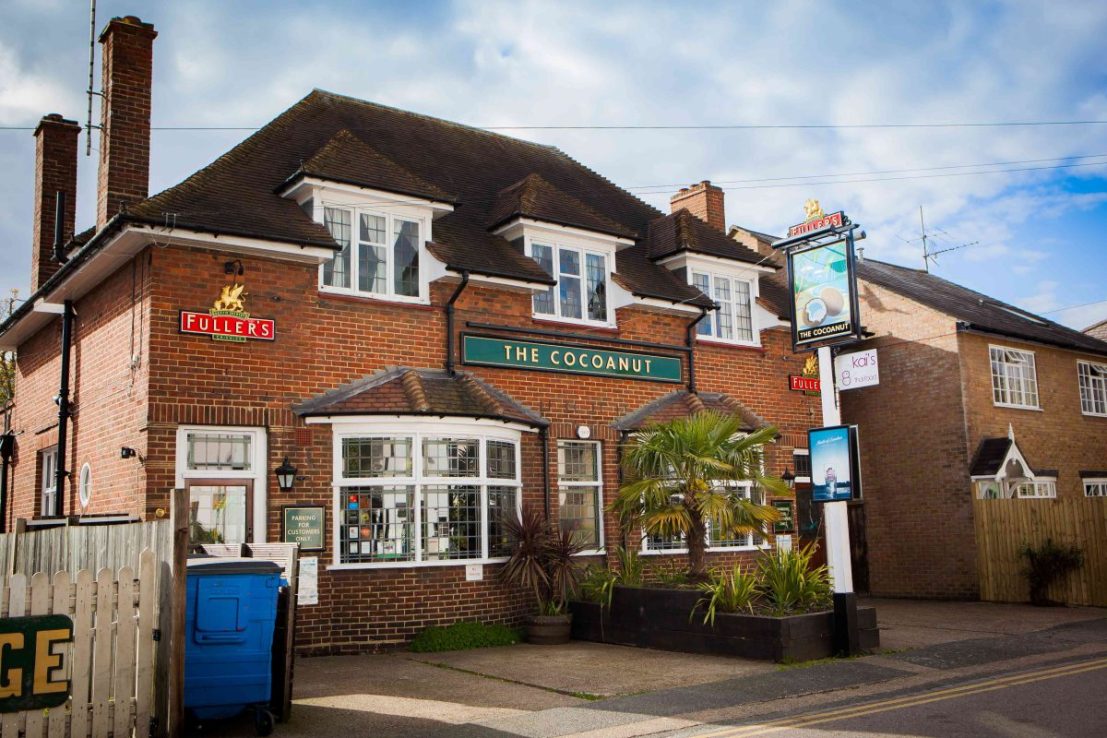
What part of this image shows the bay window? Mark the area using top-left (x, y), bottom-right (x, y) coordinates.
top-left (322, 205), bottom-right (423, 300)
top-left (528, 243), bottom-right (610, 325)
top-left (335, 430), bottom-right (521, 566)
top-left (692, 271), bottom-right (754, 343)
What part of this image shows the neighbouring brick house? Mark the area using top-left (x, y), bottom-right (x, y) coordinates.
top-left (730, 225), bottom-right (1107, 599)
top-left (0, 17), bottom-right (821, 653)
top-left (1086, 317), bottom-right (1107, 342)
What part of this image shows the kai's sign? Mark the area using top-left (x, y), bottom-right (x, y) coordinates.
top-left (0, 614), bottom-right (73, 713)
top-left (179, 283), bottom-right (275, 343)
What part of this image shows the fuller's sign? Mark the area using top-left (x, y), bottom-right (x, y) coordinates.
top-left (789, 375), bottom-right (821, 392)
top-left (462, 334), bottom-right (682, 383)
top-left (179, 283), bottom-right (275, 343)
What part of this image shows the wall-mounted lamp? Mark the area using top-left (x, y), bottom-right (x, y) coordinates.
top-left (275, 456), bottom-right (298, 492)
top-left (781, 468), bottom-right (795, 489)
top-left (120, 447), bottom-right (138, 460)
top-left (224, 259), bottom-right (245, 276)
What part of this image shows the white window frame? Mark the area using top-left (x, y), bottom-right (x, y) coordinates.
top-left (318, 203), bottom-right (430, 304)
top-left (691, 270), bottom-right (757, 346)
top-left (557, 440), bottom-right (605, 554)
top-left (175, 426), bottom-right (269, 544)
top-left (989, 345), bottom-right (1040, 410)
top-left (1011, 479), bottom-right (1057, 499)
top-left (1078, 360), bottom-right (1107, 417)
top-left (1083, 478), bottom-right (1107, 497)
top-left (78, 462), bottom-right (92, 509)
top-left (40, 447), bottom-right (58, 517)
top-left (329, 420), bottom-right (523, 570)
top-left (526, 239), bottom-right (614, 328)
top-left (640, 480), bottom-right (768, 555)
top-left (792, 448), bottom-right (811, 484)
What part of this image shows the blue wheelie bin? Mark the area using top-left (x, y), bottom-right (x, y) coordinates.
top-left (185, 557), bottom-right (282, 735)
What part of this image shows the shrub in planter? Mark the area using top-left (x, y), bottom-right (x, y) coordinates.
top-left (1020, 538), bottom-right (1084, 606)
top-left (500, 506), bottom-right (586, 643)
top-left (694, 564), bottom-right (758, 625)
top-left (758, 543), bottom-right (832, 616)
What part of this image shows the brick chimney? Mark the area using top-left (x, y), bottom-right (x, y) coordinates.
top-left (670, 181), bottom-right (725, 232)
top-left (31, 114), bottom-right (80, 290)
top-left (96, 16), bottom-right (157, 229)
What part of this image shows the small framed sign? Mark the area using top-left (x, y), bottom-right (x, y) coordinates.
top-left (772, 499), bottom-right (796, 533)
top-left (282, 506), bottom-right (325, 551)
top-left (808, 425), bottom-right (862, 502)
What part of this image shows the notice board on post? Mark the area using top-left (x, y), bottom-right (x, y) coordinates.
top-left (808, 425), bottom-right (862, 502)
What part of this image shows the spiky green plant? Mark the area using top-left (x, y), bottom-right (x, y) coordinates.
top-left (758, 544), bottom-right (832, 615)
top-left (695, 564), bottom-right (759, 625)
top-left (615, 545), bottom-right (644, 586)
top-left (610, 411), bottom-right (788, 581)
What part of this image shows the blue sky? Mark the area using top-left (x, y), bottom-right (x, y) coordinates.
top-left (1, 0), bottom-right (1105, 330)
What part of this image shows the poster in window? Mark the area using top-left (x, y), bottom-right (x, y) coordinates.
top-left (808, 425), bottom-right (861, 502)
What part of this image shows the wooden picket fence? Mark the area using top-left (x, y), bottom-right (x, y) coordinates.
top-left (973, 496), bottom-right (1107, 606)
top-left (0, 550), bottom-right (158, 738)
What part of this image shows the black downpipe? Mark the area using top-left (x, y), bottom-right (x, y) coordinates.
top-left (54, 300), bottom-right (74, 516)
top-left (0, 432), bottom-right (15, 534)
top-left (540, 426), bottom-right (551, 521)
top-left (444, 271), bottom-right (470, 375)
top-left (686, 307), bottom-right (712, 393)
top-left (52, 191), bottom-right (68, 265)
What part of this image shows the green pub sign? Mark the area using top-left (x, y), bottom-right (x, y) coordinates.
top-left (772, 500), bottom-right (796, 534)
top-left (282, 506), bottom-right (325, 551)
top-left (461, 335), bottom-right (682, 383)
top-left (0, 614), bottom-right (73, 713)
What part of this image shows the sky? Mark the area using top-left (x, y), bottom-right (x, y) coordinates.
top-left (1, 0), bottom-right (1105, 331)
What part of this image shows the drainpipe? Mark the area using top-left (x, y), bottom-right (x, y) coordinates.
top-left (686, 307), bottom-right (711, 393)
top-left (54, 300), bottom-right (74, 516)
top-left (540, 426), bottom-right (551, 521)
top-left (444, 270), bottom-right (470, 375)
top-left (0, 431), bottom-right (14, 533)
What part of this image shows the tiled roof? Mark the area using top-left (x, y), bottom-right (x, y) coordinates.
top-left (647, 210), bottom-right (768, 266)
top-left (858, 259), bottom-right (1107, 357)
top-left (968, 437), bottom-right (1013, 477)
top-left (614, 245), bottom-right (714, 308)
top-left (283, 129), bottom-right (455, 204)
top-left (758, 271), bottom-right (792, 320)
top-left (124, 89), bottom-right (701, 292)
top-left (612, 390), bottom-right (767, 432)
top-left (487, 173), bottom-right (635, 238)
top-left (293, 367), bottom-right (547, 427)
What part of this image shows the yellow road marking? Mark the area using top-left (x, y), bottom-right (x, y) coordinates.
top-left (696, 657), bottom-right (1107, 738)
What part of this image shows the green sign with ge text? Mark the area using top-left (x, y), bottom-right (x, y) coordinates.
top-left (461, 335), bottom-right (682, 383)
top-left (0, 614), bottom-right (73, 713)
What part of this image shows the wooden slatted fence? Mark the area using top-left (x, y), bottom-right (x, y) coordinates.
top-left (0, 550), bottom-right (158, 737)
top-left (973, 497), bottom-right (1107, 606)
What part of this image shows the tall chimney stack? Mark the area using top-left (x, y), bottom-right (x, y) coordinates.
top-left (96, 16), bottom-right (157, 230)
top-left (670, 180), bottom-right (725, 232)
top-left (31, 114), bottom-right (79, 290)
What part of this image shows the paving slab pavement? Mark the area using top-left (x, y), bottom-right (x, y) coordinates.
top-left (187, 598), bottom-right (1107, 737)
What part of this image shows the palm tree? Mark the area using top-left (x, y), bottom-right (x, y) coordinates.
top-left (610, 411), bottom-right (788, 582)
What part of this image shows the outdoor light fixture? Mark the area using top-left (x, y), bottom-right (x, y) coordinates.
top-left (224, 259), bottom-right (244, 276)
top-left (781, 468), bottom-right (795, 489)
top-left (120, 447), bottom-right (137, 459)
top-left (275, 457), bottom-right (298, 492)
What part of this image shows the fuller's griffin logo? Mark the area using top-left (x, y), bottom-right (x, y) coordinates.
top-left (803, 199), bottom-right (825, 222)
top-left (179, 282), bottom-right (275, 343)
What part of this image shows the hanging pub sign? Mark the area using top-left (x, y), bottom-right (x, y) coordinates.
top-left (0, 614), bottom-right (73, 713)
top-left (461, 334), bottom-right (682, 383)
top-left (808, 425), bottom-right (862, 502)
top-left (179, 283), bottom-right (275, 343)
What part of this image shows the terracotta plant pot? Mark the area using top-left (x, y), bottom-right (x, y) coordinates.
top-left (527, 613), bottom-right (572, 645)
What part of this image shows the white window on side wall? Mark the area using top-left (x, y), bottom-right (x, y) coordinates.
top-left (1083, 478), bottom-right (1107, 497)
top-left (990, 346), bottom-right (1039, 409)
top-left (40, 447), bottom-right (58, 517)
top-left (78, 463), bottom-right (92, 509)
top-left (332, 423), bottom-right (522, 567)
top-left (557, 441), bottom-right (603, 551)
top-left (1078, 360), bottom-right (1107, 416)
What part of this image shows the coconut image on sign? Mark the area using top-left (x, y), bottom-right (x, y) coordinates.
top-left (791, 241), bottom-right (852, 343)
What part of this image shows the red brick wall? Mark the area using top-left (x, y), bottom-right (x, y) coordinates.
top-left (671, 181), bottom-right (726, 232)
top-left (958, 332), bottom-right (1107, 498)
top-left (9, 239), bottom-right (820, 652)
top-left (840, 280), bottom-right (978, 599)
top-left (31, 115), bottom-right (79, 291)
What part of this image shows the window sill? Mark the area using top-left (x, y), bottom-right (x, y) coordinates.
top-left (328, 557), bottom-right (508, 571)
top-left (531, 316), bottom-right (618, 332)
top-left (640, 545), bottom-right (761, 556)
top-left (1080, 411), bottom-right (1107, 418)
top-left (695, 336), bottom-right (764, 351)
top-left (992, 402), bottom-right (1043, 412)
top-left (573, 549), bottom-right (606, 557)
top-left (319, 288), bottom-right (431, 308)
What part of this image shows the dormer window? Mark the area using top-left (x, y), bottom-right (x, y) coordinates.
top-left (692, 271), bottom-right (754, 343)
top-left (527, 240), bottom-right (612, 326)
top-left (321, 205), bottom-right (424, 300)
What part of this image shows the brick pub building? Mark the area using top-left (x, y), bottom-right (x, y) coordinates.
top-left (0, 17), bottom-right (822, 653)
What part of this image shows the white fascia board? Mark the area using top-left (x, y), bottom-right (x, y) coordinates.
top-left (283, 177), bottom-right (455, 219)
top-left (126, 224), bottom-right (336, 265)
top-left (304, 415), bottom-right (539, 434)
top-left (32, 301), bottom-right (66, 315)
top-left (657, 251), bottom-right (776, 276)
top-left (448, 272), bottom-right (547, 294)
top-left (492, 217), bottom-right (634, 249)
